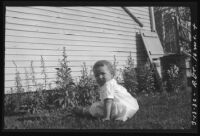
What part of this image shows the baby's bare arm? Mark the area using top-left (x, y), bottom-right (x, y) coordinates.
top-left (103, 98), bottom-right (113, 120)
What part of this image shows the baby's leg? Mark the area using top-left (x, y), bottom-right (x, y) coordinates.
top-left (110, 102), bottom-right (127, 121)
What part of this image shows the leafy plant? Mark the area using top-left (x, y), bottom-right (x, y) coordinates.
top-left (5, 61), bottom-right (25, 115)
top-left (41, 56), bottom-right (48, 90)
top-left (75, 62), bottom-right (99, 107)
top-left (24, 68), bottom-right (30, 92)
top-left (19, 92), bottom-right (38, 114)
top-left (113, 55), bottom-right (123, 83)
top-left (122, 52), bottom-right (138, 96)
top-left (154, 7), bottom-right (191, 54)
top-left (137, 62), bottom-right (157, 94)
top-left (15, 72), bottom-right (24, 93)
top-left (54, 47), bottom-right (75, 109)
top-left (4, 88), bottom-right (19, 115)
top-left (167, 64), bottom-right (182, 93)
top-left (55, 47), bottom-right (74, 89)
top-left (30, 60), bottom-right (38, 90)
top-left (113, 55), bottom-right (118, 76)
top-left (15, 57), bottom-right (52, 114)
top-left (12, 61), bottom-right (24, 93)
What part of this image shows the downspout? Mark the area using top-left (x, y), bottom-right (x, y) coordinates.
top-left (122, 7), bottom-right (144, 28)
top-left (149, 7), bottom-right (164, 86)
top-left (149, 7), bottom-right (156, 32)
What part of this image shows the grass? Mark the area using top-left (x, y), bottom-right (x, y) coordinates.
top-left (4, 87), bottom-right (192, 130)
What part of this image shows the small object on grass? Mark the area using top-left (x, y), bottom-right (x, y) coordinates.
top-left (102, 117), bottom-right (110, 122)
top-left (72, 106), bottom-right (94, 119)
top-left (71, 106), bottom-right (85, 116)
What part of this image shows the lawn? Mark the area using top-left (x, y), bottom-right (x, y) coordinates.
top-left (4, 87), bottom-right (192, 130)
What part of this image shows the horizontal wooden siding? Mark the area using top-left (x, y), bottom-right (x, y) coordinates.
top-left (5, 6), bottom-right (151, 93)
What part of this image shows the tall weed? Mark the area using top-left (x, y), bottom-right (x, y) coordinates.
top-left (40, 56), bottom-right (48, 90)
top-left (167, 64), bottom-right (182, 93)
top-left (137, 62), bottom-right (157, 94)
top-left (122, 52), bottom-right (139, 96)
top-left (55, 47), bottom-right (74, 89)
top-left (113, 55), bottom-right (123, 83)
top-left (7, 61), bottom-right (24, 114)
top-left (54, 47), bottom-right (75, 109)
top-left (4, 88), bottom-right (19, 115)
top-left (12, 60), bottom-right (24, 93)
top-left (76, 62), bottom-right (99, 107)
top-left (24, 68), bottom-right (30, 92)
top-left (30, 60), bottom-right (37, 90)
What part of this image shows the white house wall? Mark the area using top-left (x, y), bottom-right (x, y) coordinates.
top-left (5, 6), bottom-right (151, 93)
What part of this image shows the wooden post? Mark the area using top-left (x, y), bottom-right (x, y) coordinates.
top-left (161, 12), bottom-right (166, 50)
top-left (175, 7), bottom-right (180, 54)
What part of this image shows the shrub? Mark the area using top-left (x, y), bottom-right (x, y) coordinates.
top-left (15, 72), bottom-right (24, 93)
top-left (54, 47), bottom-right (75, 109)
top-left (40, 56), bottom-right (48, 90)
top-left (4, 88), bottom-right (19, 115)
top-left (34, 89), bottom-right (50, 113)
top-left (19, 92), bottom-right (39, 114)
top-left (12, 61), bottom-right (24, 93)
top-left (24, 68), bottom-right (30, 92)
top-left (5, 61), bottom-right (24, 115)
top-left (30, 60), bottom-right (38, 90)
top-left (55, 47), bottom-right (74, 89)
top-left (122, 53), bottom-right (139, 96)
top-left (21, 59), bottom-right (49, 113)
top-left (75, 62), bottom-right (99, 107)
top-left (137, 62), bottom-right (157, 94)
top-left (166, 64), bottom-right (182, 93)
top-left (113, 55), bottom-right (123, 83)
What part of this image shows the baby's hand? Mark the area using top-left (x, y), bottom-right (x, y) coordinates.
top-left (102, 117), bottom-right (110, 122)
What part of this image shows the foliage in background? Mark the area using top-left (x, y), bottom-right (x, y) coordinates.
top-left (113, 55), bottom-right (123, 83)
top-left (55, 47), bottom-right (74, 89)
top-left (54, 47), bottom-right (75, 109)
top-left (41, 56), bottom-right (48, 90)
top-left (154, 7), bottom-right (191, 54)
top-left (4, 89), bottom-right (20, 115)
top-left (5, 46), bottom-right (185, 116)
top-left (30, 60), bottom-right (38, 90)
top-left (154, 7), bottom-right (190, 93)
top-left (75, 62), bottom-right (99, 107)
top-left (24, 68), bottom-right (30, 92)
top-left (5, 61), bottom-right (24, 116)
top-left (113, 55), bottom-right (118, 76)
top-left (12, 61), bottom-right (24, 93)
top-left (122, 52), bottom-right (138, 96)
top-left (166, 64), bottom-right (182, 93)
top-left (137, 62), bottom-right (157, 94)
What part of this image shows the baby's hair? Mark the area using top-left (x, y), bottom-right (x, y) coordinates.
top-left (93, 60), bottom-right (115, 76)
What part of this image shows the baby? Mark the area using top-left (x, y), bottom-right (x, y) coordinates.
top-left (74, 60), bottom-right (139, 122)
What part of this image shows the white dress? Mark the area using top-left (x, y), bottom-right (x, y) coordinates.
top-left (89, 79), bottom-right (139, 121)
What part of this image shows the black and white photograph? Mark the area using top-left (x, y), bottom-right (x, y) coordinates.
top-left (1, 0), bottom-right (198, 132)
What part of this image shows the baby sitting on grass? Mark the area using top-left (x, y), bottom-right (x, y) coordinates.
top-left (73, 60), bottom-right (139, 122)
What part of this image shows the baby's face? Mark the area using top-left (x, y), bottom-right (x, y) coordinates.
top-left (94, 65), bottom-right (113, 86)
